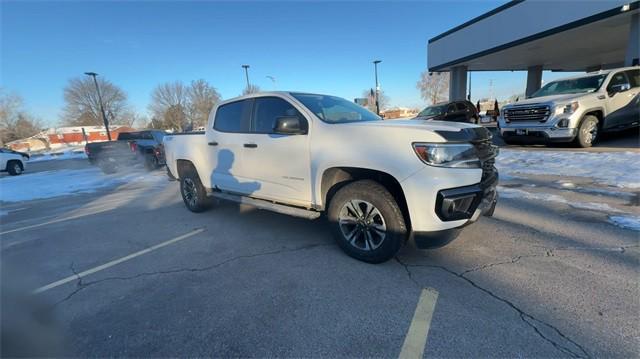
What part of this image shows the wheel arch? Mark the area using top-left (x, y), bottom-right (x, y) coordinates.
top-left (320, 167), bottom-right (411, 230)
top-left (580, 108), bottom-right (605, 129)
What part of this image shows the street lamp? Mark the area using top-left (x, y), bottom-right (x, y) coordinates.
top-left (242, 65), bottom-right (251, 89)
top-left (84, 72), bottom-right (111, 141)
top-left (373, 60), bottom-right (382, 116)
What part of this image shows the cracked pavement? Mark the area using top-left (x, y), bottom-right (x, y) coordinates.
top-left (1, 160), bottom-right (638, 357)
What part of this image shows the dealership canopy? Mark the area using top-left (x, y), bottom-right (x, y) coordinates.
top-left (427, 0), bottom-right (640, 99)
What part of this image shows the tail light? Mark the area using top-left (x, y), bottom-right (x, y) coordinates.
top-left (130, 142), bottom-right (138, 152)
top-left (84, 146), bottom-right (90, 155)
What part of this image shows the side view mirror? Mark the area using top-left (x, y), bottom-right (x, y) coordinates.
top-left (274, 116), bottom-right (306, 135)
top-left (609, 83), bottom-right (630, 96)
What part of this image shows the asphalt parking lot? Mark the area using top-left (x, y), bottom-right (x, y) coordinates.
top-left (1, 139), bottom-right (639, 357)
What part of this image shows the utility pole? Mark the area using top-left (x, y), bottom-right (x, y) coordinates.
top-left (84, 72), bottom-right (111, 141)
top-left (468, 71), bottom-right (472, 101)
top-left (373, 60), bottom-right (381, 116)
top-left (242, 65), bottom-right (251, 89)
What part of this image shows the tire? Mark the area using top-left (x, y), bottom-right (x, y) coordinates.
top-left (180, 166), bottom-right (213, 213)
top-left (7, 161), bottom-right (23, 176)
top-left (327, 180), bottom-right (407, 263)
top-left (144, 154), bottom-right (159, 171)
top-left (575, 115), bottom-right (599, 148)
top-left (99, 161), bottom-right (118, 174)
top-left (503, 138), bottom-right (519, 146)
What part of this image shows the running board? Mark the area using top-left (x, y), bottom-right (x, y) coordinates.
top-left (212, 192), bottom-right (321, 220)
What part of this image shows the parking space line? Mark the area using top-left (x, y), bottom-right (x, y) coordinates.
top-left (32, 228), bottom-right (205, 294)
top-left (398, 288), bottom-right (439, 359)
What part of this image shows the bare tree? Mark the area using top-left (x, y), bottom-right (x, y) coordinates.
top-left (242, 84), bottom-right (261, 96)
top-left (417, 71), bottom-right (449, 105)
top-left (149, 81), bottom-right (189, 131)
top-left (149, 80), bottom-right (221, 131)
top-left (61, 77), bottom-right (131, 126)
top-left (187, 79), bottom-right (221, 128)
top-left (0, 90), bottom-right (43, 145)
top-left (361, 89), bottom-right (389, 113)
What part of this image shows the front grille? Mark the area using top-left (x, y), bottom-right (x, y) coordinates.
top-left (504, 105), bottom-right (550, 122)
top-left (471, 137), bottom-right (498, 182)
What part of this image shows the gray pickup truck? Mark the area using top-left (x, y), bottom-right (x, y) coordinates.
top-left (85, 130), bottom-right (167, 174)
top-left (499, 66), bottom-right (639, 147)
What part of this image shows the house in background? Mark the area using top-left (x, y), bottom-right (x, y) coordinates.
top-left (381, 107), bottom-right (419, 119)
top-left (6, 126), bottom-right (135, 152)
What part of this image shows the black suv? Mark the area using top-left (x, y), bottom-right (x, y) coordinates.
top-left (413, 100), bottom-right (480, 124)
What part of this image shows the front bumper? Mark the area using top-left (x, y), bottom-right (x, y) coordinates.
top-left (501, 127), bottom-right (577, 143)
top-left (413, 174), bottom-right (498, 249)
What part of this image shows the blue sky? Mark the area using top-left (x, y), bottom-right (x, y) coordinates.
top-left (2, 1), bottom-right (571, 126)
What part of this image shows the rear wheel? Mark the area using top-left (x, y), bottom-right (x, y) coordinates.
top-left (98, 161), bottom-right (118, 174)
top-left (327, 180), bottom-right (407, 263)
top-left (575, 115), bottom-right (599, 148)
top-left (7, 161), bottom-right (23, 176)
top-left (144, 154), bottom-right (159, 171)
top-left (180, 167), bottom-right (213, 212)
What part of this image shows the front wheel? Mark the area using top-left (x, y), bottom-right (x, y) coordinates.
top-left (180, 168), bottom-right (213, 213)
top-left (575, 115), bottom-right (599, 148)
top-left (7, 161), bottom-right (23, 176)
top-left (327, 180), bottom-right (407, 263)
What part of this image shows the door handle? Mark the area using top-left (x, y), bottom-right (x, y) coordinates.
top-left (243, 143), bottom-right (258, 148)
top-left (208, 141), bottom-right (218, 146)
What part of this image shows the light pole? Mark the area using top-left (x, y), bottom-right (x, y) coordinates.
top-left (84, 72), bottom-right (111, 141)
top-left (242, 65), bottom-right (251, 89)
top-left (266, 75), bottom-right (276, 89)
top-left (373, 60), bottom-right (381, 116)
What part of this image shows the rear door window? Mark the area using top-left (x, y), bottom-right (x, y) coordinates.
top-left (456, 102), bottom-right (468, 112)
top-left (607, 72), bottom-right (630, 91)
top-left (624, 69), bottom-right (640, 88)
top-left (214, 100), bottom-right (252, 133)
top-left (252, 97), bottom-right (306, 134)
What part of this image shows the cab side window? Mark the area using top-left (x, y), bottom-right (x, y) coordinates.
top-left (214, 100), bottom-right (252, 133)
top-left (252, 97), bottom-right (307, 134)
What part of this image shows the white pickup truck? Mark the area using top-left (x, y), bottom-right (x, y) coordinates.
top-left (164, 92), bottom-right (499, 263)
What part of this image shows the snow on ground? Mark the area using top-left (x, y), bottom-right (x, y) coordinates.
top-left (28, 147), bottom-right (87, 163)
top-left (0, 168), bottom-right (164, 203)
top-left (608, 215), bottom-right (640, 231)
top-left (496, 149), bottom-right (640, 189)
top-left (498, 186), bottom-right (625, 213)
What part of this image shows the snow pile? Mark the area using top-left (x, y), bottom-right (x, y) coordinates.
top-left (28, 148), bottom-right (87, 163)
top-left (0, 168), bottom-right (164, 203)
top-left (496, 150), bottom-right (640, 188)
top-left (608, 215), bottom-right (640, 231)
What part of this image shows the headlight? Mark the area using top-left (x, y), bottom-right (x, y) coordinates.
top-left (555, 101), bottom-right (579, 115)
top-left (413, 143), bottom-right (480, 168)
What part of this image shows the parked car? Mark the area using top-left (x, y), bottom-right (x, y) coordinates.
top-left (85, 130), bottom-right (167, 174)
top-left (499, 66), bottom-right (640, 147)
top-left (413, 100), bottom-right (480, 124)
top-left (163, 92), bottom-right (499, 263)
top-left (0, 148), bottom-right (29, 176)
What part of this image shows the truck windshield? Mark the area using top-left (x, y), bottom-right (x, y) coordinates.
top-left (530, 74), bottom-right (607, 98)
top-left (291, 93), bottom-right (381, 123)
top-left (417, 104), bottom-right (448, 117)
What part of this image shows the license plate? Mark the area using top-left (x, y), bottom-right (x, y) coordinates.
top-left (515, 129), bottom-right (528, 135)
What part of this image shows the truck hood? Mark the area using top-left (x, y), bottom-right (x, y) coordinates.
top-left (345, 119), bottom-right (477, 132)
top-left (338, 119), bottom-right (486, 143)
top-left (506, 93), bottom-right (587, 107)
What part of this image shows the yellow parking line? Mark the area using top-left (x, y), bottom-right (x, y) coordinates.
top-left (32, 228), bottom-right (205, 294)
top-left (399, 288), bottom-right (439, 359)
